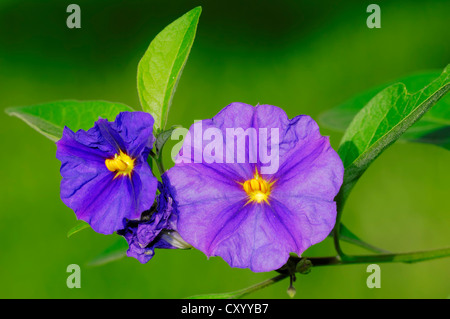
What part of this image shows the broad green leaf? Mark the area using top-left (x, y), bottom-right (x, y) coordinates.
top-left (87, 237), bottom-right (128, 267)
top-left (67, 221), bottom-right (90, 238)
top-left (320, 71), bottom-right (450, 150)
top-left (137, 7), bottom-right (202, 131)
top-left (5, 100), bottom-right (134, 141)
top-left (338, 64), bottom-right (450, 201)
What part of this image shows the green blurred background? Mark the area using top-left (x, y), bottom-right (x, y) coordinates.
top-left (1, 0), bottom-right (449, 298)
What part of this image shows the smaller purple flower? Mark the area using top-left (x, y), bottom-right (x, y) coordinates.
top-left (118, 174), bottom-right (191, 263)
top-left (56, 112), bottom-right (158, 235)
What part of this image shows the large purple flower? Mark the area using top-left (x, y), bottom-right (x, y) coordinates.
top-left (166, 103), bottom-right (344, 272)
top-left (56, 112), bottom-right (158, 235)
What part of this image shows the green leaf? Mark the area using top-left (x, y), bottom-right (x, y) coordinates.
top-left (338, 64), bottom-right (450, 200)
top-left (320, 71), bottom-right (450, 150)
top-left (338, 224), bottom-right (389, 254)
top-left (67, 221), bottom-right (90, 238)
top-left (154, 125), bottom-right (181, 155)
top-left (5, 100), bottom-right (134, 141)
top-left (87, 237), bottom-right (128, 267)
top-left (404, 102), bottom-right (450, 150)
top-left (137, 7), bottom-right (202, 131)
top-left (187, 273), bottom-right (288, 299)
top-left (328, 224), bottom-right (389, 253)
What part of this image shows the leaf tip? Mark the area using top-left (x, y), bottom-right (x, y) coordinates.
top-left (4, 106), bottom-right (17, 116)
top-left (192, 6), bottom-right (203, 14)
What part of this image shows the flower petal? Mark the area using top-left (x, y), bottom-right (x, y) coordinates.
top-left (111, 112), bottom-right (155, 157)
top-left (213, 198), bottom-right (336, 272)
top-left (60, 166), bottom-right (153, 234)
top-left (174, 191), bottom-right (336, 272)
top-left (175, 102), bottom-right (257, 181)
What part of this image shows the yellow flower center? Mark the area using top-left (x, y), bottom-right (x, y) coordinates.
top-left (241, 168), bottom-right (275, 205)
top-left (105, 150), bottom-right (135, 178)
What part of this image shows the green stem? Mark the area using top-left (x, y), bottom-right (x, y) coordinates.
top-left (333, 189), bottom-right (348, 258)
top-left (150, 150), bottom-right (166, 176)
top-left (292, 246), bottom-right (450, 267)
top-left (155, 154), bottom-right (165, 175)
top-left (338, 247), bottom-right (450, 264)
top-left (245, 246), bottom-right (450, 297)
top-left (188, 273), bottom-right (289, 299)
top-left (196, 246), bottom-right (450, 299)
top-left (229, 273), bottom-right (289, 299)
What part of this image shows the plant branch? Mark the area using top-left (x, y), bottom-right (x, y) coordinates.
top-left (332, 189), bottom-right (348, 258)
top-left (150, 150), bottom-right (166, 176)
top-left (188, 273), bottom-right (289, 299)
top-left (192, 246), bottom-right (450, 299)
top-left (289, 246), bottom-right (450, 268)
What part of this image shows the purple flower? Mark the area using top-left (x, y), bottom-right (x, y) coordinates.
top-left (56, 112), bottom-right (158, 235)
top-left (118, 174), bottom-right (191, 263)
top-left (166, 103), bottom-right (344, 272)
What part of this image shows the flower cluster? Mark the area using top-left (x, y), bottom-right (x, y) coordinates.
top-left (56, 104), bottom-right (343, 272)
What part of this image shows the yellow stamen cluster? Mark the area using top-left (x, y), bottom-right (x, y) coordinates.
top-left (241, 169), bottom-right (275, 205)
top-left (105, 150), bottom-right (135, 178)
